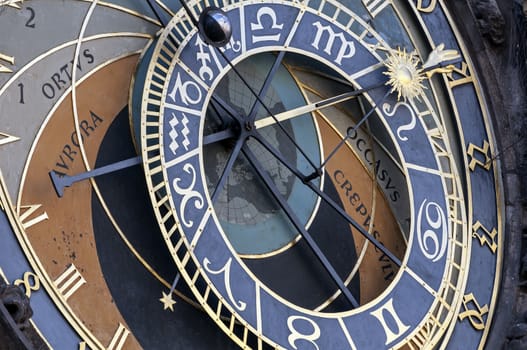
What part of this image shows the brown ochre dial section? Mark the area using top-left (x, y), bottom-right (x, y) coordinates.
top-left (20, 55), bottom-right (142, 349)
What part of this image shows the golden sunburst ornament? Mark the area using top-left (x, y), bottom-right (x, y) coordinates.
top-left (384, 48), bottom-right (426, 101)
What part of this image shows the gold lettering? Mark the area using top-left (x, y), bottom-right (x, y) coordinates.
top-left (467, 140), bottom-right (492, 171)
top-left (472, 221), bottom-right (498, 253)
top-left (458, 293), bottom-right (488, 331)
top-left (54, 264), bottom-right (86, 300)
top-left (79, 342), bottom-right (86, 350)
top-left (13, 271), bottom-right (40, 298)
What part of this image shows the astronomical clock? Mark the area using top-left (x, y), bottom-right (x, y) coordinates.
top-left (0, 0), bottom-right (524, 349)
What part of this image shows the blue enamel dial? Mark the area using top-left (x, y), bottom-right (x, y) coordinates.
top-left (140, 0), bottom-right (502, 348)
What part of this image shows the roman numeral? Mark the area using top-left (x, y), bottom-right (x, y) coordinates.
top-left (0, 132), bottom-right (20, 146)
top-left (107, 323), bottom-right (130, 350)
top-left (54, 264), bottom-right (86, 300)
top-left (0, 52), bottom-right (15, 73)
top-left (371, 298), bottom-right (410, 345)
top-left (18, 204), bottom-right (49, 229)
top-left (362, 0), bottom-right (390, 17)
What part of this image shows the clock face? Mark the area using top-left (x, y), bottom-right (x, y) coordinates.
top-left (0, 1), bottom-right (239, 348)
top-left (0, 0), bottom-right (503, 349)
top-left (139, 0), bottom-right (503, 349)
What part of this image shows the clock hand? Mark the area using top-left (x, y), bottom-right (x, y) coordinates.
top-left (311, 89), bottom-right (391, 179)
top-left (242, 145), bottom-right (360, 308)
top-left (49, 156), bottom-right (142, 197)
top-left (246, 51), bottom-right (287, 124)
top-left (254, 80), bottom-right (386, 129)
top-left (251, 131), bottom-right (402, 267)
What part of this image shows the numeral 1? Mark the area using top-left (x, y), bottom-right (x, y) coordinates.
top-left (54, 264), bottom-right (86, 300)
top-left (18, 82), bottom-right (25, 104)
top-left (370, 298), bottom-right (410, 345)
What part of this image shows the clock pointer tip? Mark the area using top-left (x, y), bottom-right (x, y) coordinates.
top-left (49, 170), bottom-right (66, 198)
top-left (198, 6), bottom-right (232, 47)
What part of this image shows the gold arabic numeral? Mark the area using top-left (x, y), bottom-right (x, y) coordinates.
top-left (0, 52), bottom-right (15, 73)
top-left (0, 132), bottom-right (20, 146)
top-left (467, 140), bottom-right (492, 171)
top-left (107, 323), bottom-right (130, 350)
top-left (370, 298), bottom-right (410, 345)
top-left (458, 293), bottom-right (488, 331)
top-left (415, 0), bottom-right (438, 13)
top-left (13, 271), bottom-right (40, 298)
top-left (362, 0), bottom-right (391, 18)
top-left (18, 203), bottom-right (49, 230)
top-left (447, 61), bottom-right (473, 88)
top-left (79, 342), bottom-right (87, 350)
top-left (53, 264), bottom-right (87, 300)
top-left (472, 220), bottom-right (498, 254)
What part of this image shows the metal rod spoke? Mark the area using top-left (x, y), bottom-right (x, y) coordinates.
top-left (210, 137), bottom-right (245, 203)
top-left (247, 51), bottom-right (286, 123)
top-left (251, 133), bottom-right (402, 267)
top-left (242, 145), bottom-right (359, 308)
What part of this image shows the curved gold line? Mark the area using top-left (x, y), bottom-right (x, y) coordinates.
top-left (0, 32), bottom-right (152, 99)
top-left (81, 0), bottom-right (162, 26)
top-left (71, 1), bottom-right (203, 330)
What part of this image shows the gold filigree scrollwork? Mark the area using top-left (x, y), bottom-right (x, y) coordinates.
top-left (458, 293), bottom-right (488, 331)
top-left (467, 140), bottom-right (492, 171)
top-left (472, 220), bottom-right (498, 253)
